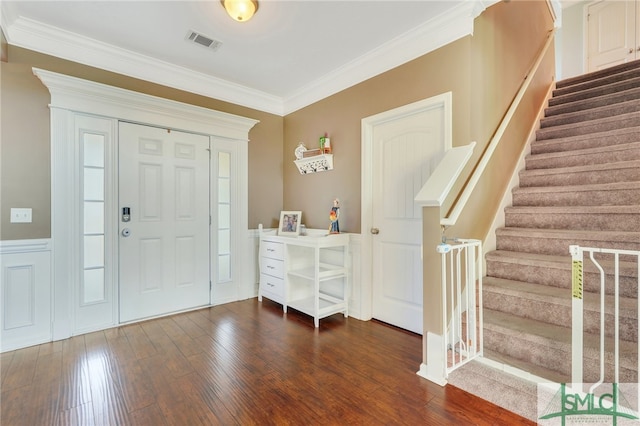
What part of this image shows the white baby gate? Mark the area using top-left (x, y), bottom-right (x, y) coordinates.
top-left (569, 245), bottom-right (639, 407)
top-left (439, 239), bottom-right (483, 377)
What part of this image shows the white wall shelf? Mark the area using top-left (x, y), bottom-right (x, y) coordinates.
top-left (294, 154), bottom-right (333, 174)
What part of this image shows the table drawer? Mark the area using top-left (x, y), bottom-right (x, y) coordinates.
top-left (260, 241), bottom-right (284, 260)
top-left (260, 274), bottom-right (284, 298)
top-left (261, 257), bottom-right (284, 279)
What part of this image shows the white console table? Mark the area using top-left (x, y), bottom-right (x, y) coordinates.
top-left (258, 230), bottom-right (350, 327)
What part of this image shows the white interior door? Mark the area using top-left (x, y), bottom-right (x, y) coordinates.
top-left (370, 103), bottom-right (447, 334)
top-left (119, 122), bottom-right (210, 323)
top-left (587, 0), bottom-right (637, 71)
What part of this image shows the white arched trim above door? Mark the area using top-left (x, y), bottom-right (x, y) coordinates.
top-left (33, 68), bottom-right (259, 340)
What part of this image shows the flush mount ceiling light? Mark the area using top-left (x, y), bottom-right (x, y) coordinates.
top-left (221, 0), bottom-right (259, 22)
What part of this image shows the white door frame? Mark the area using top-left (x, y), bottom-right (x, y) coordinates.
top-left (360, 93), bottom-right (452, 322)
top-left (34, 68), bottom-right (258, 340)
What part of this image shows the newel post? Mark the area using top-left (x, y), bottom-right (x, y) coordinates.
top-left (416, 206), bottom-right (447, 385)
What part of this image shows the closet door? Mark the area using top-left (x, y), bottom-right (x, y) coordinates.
top-left (587, 0), bottom-right (637, 71)
top-left (118, 122), bottom-right (210, 322)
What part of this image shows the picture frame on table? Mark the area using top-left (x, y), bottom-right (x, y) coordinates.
top-left (278, 211), bottom-right (302, 236)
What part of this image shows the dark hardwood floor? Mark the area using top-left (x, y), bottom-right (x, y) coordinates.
top-left (1, 298), bottom-right (534, 425)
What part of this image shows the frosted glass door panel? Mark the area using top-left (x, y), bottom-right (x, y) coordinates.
top-left (81, 129), bottom-right (107, 307)
top-left (84, 202), bottom-right (104, 234)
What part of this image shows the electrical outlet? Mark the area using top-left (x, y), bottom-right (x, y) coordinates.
top-left (10, 208), bottom-right (32, 223)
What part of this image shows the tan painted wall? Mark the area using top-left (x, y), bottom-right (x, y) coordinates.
top-left (423, 0), bottom-right (556, 339)
top-left (283, 36), bottom-right (471, 233)
top-left (453, 0), bottom-right (557, 240)
top-left (0, 47), bottom-right (283, 240)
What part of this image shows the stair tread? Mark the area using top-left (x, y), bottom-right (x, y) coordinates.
top-left (537, 111), bottom-right (640, 139)
top-left (486, 250), bottom-right (639, 276)
top-left (520, 159), bottom-right (640, 176)
top-left (527, 141), bottom-right (640, 162)
top-left (550, 77), bottom-right (640, 107)
top-left (484, 276), bottom-right (638, 314)
top-left (497, 227), bottom-right (640, 241)
top-left (541, 98), bottom-right (640, 127)
top-left (531, 126), bottom-right (640, 152)
top-left (446, 358), bottom-right (541, 421)
top-left (554, 69), bottom-right (640, 96)
top-left (557, 59), bottom-right (640, 88)
top-left (484, 309), bottom-right (638, 357)
top-left (545, 86), bottom-right (640, 117)
top-left (480, 350), bottom-right (569, 384)
top-left (504, 205), bottom-right (640, 214)
top-left (513, 180), bottom-right (640, 194)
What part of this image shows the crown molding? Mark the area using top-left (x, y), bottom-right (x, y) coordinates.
top-left (3, 1), bottom-right (497, 117)
top-left (5, 16), bottom-right (284, 115)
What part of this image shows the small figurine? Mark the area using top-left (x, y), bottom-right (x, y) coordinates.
top-left (329, 198), bottom-right (340, 234)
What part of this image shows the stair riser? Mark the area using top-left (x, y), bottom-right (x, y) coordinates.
top-left (512, 188), bottom-right (640, 207)
top-left (519, 167), bottom-right (640, 187)
top-left (483, 289), bottom-right (638, 341)
top-left (525, 147), bottom-right (640, 170)
top-left (504, 212), bottom-right (640, 232)
top-left (531, 129), bottom-right (640, 155)
top-left (545, 88), bottom-right (640, 118)
top-left (483, 328), bottom-right (638, 382)
top-left (549, 80), bottom-right (640, 108)
top-left (496, 235), bottom-right (640, 257)
top-left (536, 115), bottom-right (640, 141)
top-left (540, 100), bottom-right (640, 129)
top-left (485, 259), bottom-right (638, 298)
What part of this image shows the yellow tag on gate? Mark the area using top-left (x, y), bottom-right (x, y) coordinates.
top-left (572, 260), bottom-right (583, 300)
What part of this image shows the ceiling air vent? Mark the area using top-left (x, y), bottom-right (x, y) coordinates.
top-left (185, 30), bottom-right (222, 51)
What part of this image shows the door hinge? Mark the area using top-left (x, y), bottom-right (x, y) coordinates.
top-left (210, 215), bottom-right (212, 225)
top-left (210, 281), bottom-right (212, 290)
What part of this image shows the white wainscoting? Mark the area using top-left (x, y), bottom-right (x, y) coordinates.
top-left (0, 239), bottom-right (52, 352)
top-left (243, 229), bottom-right (261, 301)
top-left (249, 229), bottom-right (363, 320)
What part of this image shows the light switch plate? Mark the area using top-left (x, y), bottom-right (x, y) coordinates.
top-left (10, 208), bottom-right (32, 223)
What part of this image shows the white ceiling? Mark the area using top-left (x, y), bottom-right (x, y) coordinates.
top-left (1, 1), bottom-right (496, 115)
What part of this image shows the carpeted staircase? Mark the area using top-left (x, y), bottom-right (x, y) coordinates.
top-left (448, 60), bottom-right (640, 420)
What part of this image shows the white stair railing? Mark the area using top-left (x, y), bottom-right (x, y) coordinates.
top-left (569, 245), bottom-right (640, 400)
top-left (439, 239), bottom-right (483, 377)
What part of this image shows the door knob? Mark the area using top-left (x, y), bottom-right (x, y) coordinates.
top-left (121, 228), bottom-right (131, 237)
top-left (630, 48), bottom-right (634, 54)
top-left (371, 228), bottom-right (380, 235)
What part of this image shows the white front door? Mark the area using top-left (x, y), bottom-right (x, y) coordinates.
top-left (118, 122), bottom-right (210, 322)
top-left (587, 0), bottom-right (638, 71)
top-left (367, 97), bottom-right (449, 334)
